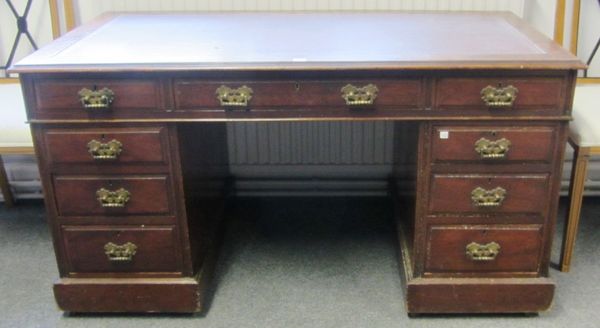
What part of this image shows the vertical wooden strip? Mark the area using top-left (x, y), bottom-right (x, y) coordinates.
top-left (48, 0), bottom-right (61, 38)
top-left (569, 0), bottom-right (581, 54)
top-left (64, 0), bottom-right (76, 31)
top-left (554, 0), bottom-right (566, 44)
top-left (560, 145), bottom-right (590, 271)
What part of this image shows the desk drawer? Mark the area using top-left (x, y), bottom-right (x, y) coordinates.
top-left (61, 225), bottom-right (181, 273)
top-left (42, 126), bottom-right (169, 165)
top-left (53, 175), bottom-right (173, 217)
top-left (428, 174), bottom-right (549, 215)
top-left (32, 79), bottom-right (163, 112)
top-left (425, 224), bottom-right (543, 274)
top-left (434, 77), bottom-right (565, 114)
top-left (174, 79), bottom-right (423, 110)
top-left (430, 125), bottom-right (555, 163)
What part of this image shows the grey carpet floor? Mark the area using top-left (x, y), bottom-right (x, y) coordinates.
top-left (1, 197), bottom-right (599, 328)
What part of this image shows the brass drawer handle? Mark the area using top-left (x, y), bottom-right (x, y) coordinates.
top-left (104, 242), bottom-right (137, 262)
top-left (466, 241), bottom-right (501, 261)
top-left (78, 87), bottom-right (115, 109)
top-left (474, 137), bottom-right (511, 159)
top-left (215, 85), bottom-right (253, 107)
top-left (471, 186), bottom-right (506, 207)
top-left (341, 84), bottom-right (379, 106)
top-left (87, 139), bottom-right (123, 160)
top-left (96, 188), bottom-right (130, 208)
top-left (480, 85), bottom-right (518, 107)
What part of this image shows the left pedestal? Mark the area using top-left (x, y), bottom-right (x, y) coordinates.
top-left (26, 109), bottom-right (230, 313)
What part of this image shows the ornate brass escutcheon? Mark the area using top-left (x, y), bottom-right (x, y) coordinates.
top-left (87, 139), bottom-right (123, 160)
top-left (215, 85), bottom-right (253, 107)
top-left (474, 137), bottom-right (511, 159)
top-left (96, 187), bottom-right (131, 208)
top-left (78, 87), bottom-right (115, 109)
top-left (465, 241), bottom-right (501, 261)
top-left (471, 186), bottom-right (506, 207)
top-left (104, 242), bottom-right (137, 262)
top-left (340, 84), bottom-right (379, 106)
top-left (480, 84), bottom-right (518, 107)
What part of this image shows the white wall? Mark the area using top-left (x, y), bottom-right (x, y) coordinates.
top-left (523, 0), bottom-right (557, 39)
top-left (71, 0), bottom-right (526, 25)
top-left (576, 0), bottom-right (600, 76)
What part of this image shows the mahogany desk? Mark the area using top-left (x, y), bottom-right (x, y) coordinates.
top-left (11, 12), bottom-right (583, 314)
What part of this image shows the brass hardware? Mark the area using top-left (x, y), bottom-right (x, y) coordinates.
top-left (104, 242), bottom-right (137, 262)
top-left (474, 137), bottom-right (511, 159)
top-left (78, 87), bottom-right (115, 109)
top-left (480, 85), bottom-right (518, 107)
top-left (466, 241), bottom-right (501, 261)
top-left (471, 186), bottom-right (506, 207)
top-left (96, 188), bottom-right (130, 208)
top-left (340, 84), bottom-right (379, 106)
top-left (87, 139), bottom-right (123, 160)
top-left (215, 85), bottom-right (253, 107)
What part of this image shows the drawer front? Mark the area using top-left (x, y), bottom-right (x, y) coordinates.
top-left (174, 79), bottom-right (423, 110)
top-left (428, 174), bottom-right (549, 215)
top-left (61, 225), bottom-right (180, 273)
top-left (43, 126), bottom-right (169, 165)
top-left (431, 125), bottom-right (555, 163)
top-left (53, 175), bottom-right (172, 216)
top-left (33, 79), bottom-right (163, 112)
top-left (425, 224), bottom-right (543, 274)
top-left (434, 77), bottom-right (565, 113)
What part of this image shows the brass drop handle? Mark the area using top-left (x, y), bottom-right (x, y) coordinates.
top-left (215, 85), bottom-right (253, 107)
top-left (471, 186), bottom-right (506, 207)
top-left (474, 137), bottom-right (511, 159)
top-left (466, 241), bottom-right (501, 261)
top-left (104, 242), bottom-right (137, 262)
top-left (96, 187), bottom-right (130, 208)
top-left (87, 139), bottom-right (123, 160)
top-left (480, 85), bottom-right (518, 107)
top-left (78, 87), bottom-right (115, 109)
top-left (341, 84), bottom-right (379, 106)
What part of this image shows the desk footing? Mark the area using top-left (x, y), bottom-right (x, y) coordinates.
top-left (54, 276), bottom-right (208, 313)
top-left (405, 277), bottom-right (555, 314)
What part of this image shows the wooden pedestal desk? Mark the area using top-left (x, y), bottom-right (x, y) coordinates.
top-left (11, 12), bottom-right (583, 314)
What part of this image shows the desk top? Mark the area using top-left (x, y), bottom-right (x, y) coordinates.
top-left (12, 12), bottom-right (583, 73)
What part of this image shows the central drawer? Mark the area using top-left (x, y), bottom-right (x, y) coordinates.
top-left (173, 79), bottom-right (424, 110)
top-left (53, 175), bottom-right (173, 217)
